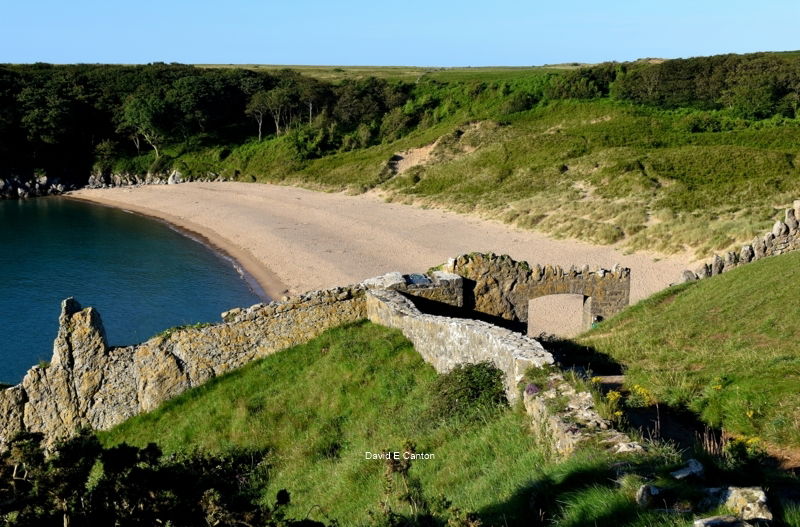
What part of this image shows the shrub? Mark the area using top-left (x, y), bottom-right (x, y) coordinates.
top-left (427, 362), bottom-right (507, 422)
top-left (500, 91), bottom-right (536, 115)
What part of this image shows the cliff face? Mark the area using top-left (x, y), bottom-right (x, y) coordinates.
top-left (0, 287), bottom-right (366, 447)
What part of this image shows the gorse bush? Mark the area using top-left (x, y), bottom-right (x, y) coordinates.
top-left (427, 362), bottom-right (508, 422)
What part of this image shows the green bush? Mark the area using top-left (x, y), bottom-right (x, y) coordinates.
top-left (427, 361), bottom-right (508, 421)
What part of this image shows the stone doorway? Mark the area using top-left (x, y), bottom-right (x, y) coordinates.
top-left (527, 294), bottom-right (592, 338)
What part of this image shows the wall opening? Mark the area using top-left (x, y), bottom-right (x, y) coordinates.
top-left (527, 294), bottom-right (591, 338)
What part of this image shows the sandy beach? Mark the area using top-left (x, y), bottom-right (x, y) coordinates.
top-left (70, 182), bottom-right (693, 334)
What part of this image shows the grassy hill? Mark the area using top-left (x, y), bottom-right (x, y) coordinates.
top-left (578, 250), bottom-right (800, 448)
top-left (101, 321), bottom-right (699, 527)
top-left (168, 91), bottom-right (800, 258)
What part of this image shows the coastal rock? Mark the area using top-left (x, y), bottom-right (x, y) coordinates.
top-left (763, 232), bottom-right (774, 249)
top-left (1, 283), bottom-right (369, 449)
top-left (682, 270), bottom-right (698, 282)
top-left (22, 298), bottom-right (109, 441)
top-left (0, 386), bottom-right (26, 445)
top-left (751, 236), bottom-right (765, 259)
top-left (167, 171), bottom-right (183, 185)
top-left (722, 251), bottom-right (738, 272)
top-left (695, 263), bottom-right (711, 279)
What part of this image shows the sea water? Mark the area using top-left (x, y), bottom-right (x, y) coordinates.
top-left (0, 197), bottom-right (264, 383)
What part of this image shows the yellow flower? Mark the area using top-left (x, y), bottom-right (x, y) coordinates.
top-left (591, 376), bottom-right (603, 384)
top-left (712, 384), bottom-right (722, 390)
top-left (606, 390), bottom-right (621, 403)
top-left (613, 410), bottom-right (623, 417)
top-left (746, 436), bottom-right (761, 446)
top-left (746, 410), bottom-right (754, 419)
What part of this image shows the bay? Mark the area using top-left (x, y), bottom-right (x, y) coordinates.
top-left (0, 197), bottom-right (264, 384)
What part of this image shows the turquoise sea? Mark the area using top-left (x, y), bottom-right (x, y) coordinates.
top-left (0, 197), bottom-right (265, 384)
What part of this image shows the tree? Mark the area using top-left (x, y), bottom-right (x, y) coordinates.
top-left (119, 93), bottom-right (168, 158)
top-left (246, 90), bottom-right (270, 141)
top-left (264, 86), bottom-right (293, 136)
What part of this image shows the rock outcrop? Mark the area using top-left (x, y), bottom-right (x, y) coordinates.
top-left (1, 287), bottom-right (366, 448)
top-left (85, 170), bottom-right (231, 189)
top-left (0, 174), bottom-right (71, 199)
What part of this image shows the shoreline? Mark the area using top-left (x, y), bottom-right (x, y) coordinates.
top-left (67, 183), bottom-right (693, 311)
top-left (66, 194), bottom-right (289, 301)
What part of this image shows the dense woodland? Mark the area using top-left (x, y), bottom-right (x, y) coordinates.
top-left (1, 52), bottom-right (799, 187)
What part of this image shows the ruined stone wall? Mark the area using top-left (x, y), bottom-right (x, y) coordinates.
top-left (445, 253), bottom-right (631, 329)
top-left (683, 200), bottom-right (800, 281)
top-left (0, 265), bottom-right (590, 450)
top-left (365, 288), bottom-right (553, 400)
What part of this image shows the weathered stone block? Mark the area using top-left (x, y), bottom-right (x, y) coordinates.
top-left (739, 244), bottom-right (754, 264)
top-left (695, 263), bottom-right (711, 279)
top-left (722, 251), bottom-right (738, 272)
top-left (711, 255), bottom-right (724, 275)
top-left (785, 208), bottom-right (798, 232)
top-left (772, 220), bottom-right (788, 237)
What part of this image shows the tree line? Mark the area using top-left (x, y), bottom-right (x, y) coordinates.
top-left (0, 63), bottom-right (420, 185)
top-left (1, 53), bottom-right (799, 187)
top-left (547, 52), bottom-right (800, 119)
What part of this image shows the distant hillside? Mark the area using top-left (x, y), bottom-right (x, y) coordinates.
top-left (4, 51), bottom-right (800, 255)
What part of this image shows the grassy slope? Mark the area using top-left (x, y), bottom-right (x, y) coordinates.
top-left (579, 250), bottom-right (800, 447)
top-left (164, 90), bottom-right (800, 257)
top-left (101, 321), bottom-right (691, 527)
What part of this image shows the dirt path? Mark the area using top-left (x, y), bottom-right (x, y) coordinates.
top-left (71, 182), bottom-right (692, 330)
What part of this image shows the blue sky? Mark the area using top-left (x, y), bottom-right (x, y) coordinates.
top-left (1, 0), bottom-right (798, 65)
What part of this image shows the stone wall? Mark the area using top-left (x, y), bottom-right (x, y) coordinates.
top-left (0, 261), bottom-right (628, 454)
top-left (0, 270), bottom-right (466, 449)
top-left (444, 253), bottom-right (631, 330)
top-left (683, 200), bottom-right (800, 281)
top-left (365, 288), bottom-right (553, 400)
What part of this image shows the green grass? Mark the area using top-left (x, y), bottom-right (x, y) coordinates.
top-left (101, 321), bottom-right (699, 526)
top-left (579, 250), bottom-right (800, 447)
